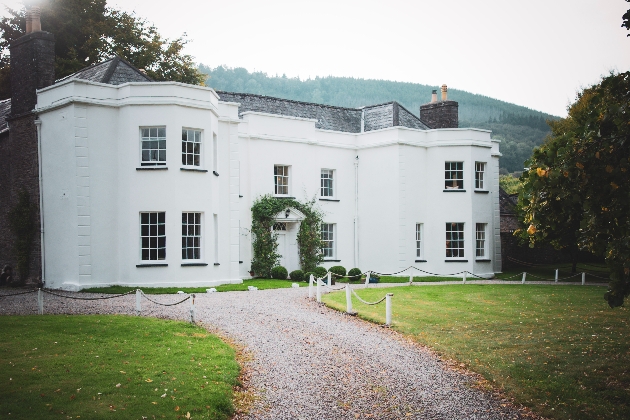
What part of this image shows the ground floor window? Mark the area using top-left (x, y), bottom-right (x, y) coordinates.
top-left (140, 212), bottom-right (165, 260)
top-left (321, 223), bottom-right (335, 258)
top-left (446, 222), bottom-right (464, 258)
top-left (182, 212), bottom-right (201, 260)
top-left (476, 223), bottom-right (487, 258)
top-left (416, 223), bottom-right (423, 258)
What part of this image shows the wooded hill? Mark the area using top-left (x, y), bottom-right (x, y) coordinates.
top-left (199, 65), bottom-right (559, 173)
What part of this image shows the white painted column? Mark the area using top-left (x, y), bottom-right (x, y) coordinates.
top-left (386, 293), bottom-right (393, 326)
top-left (136, 289), bottom-right (141, 315)
top-left (327, 272), bottom-right (332, 287)
top-left (463, 272), bottom-right (467, 283)
top-left (365, 271), bottom-right (370, 288)
top-left (308, 274), bottom-right (314, 299)
top-left (346, 284), bottom-right (353, 314)
top-left (316, 277), bottom-right (321, 303)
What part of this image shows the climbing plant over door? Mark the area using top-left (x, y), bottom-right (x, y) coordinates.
top-left (250, 195), bottom-right (324, 277)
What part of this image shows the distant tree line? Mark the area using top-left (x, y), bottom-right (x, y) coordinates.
top-left (200, 65), bottom-right (557, 173)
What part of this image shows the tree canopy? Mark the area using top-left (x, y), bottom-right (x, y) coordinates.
top-left (623, 0), bottom-right (629, 35)
top-left (517, 71), bottom-right (630, 306)
top-left (0, 0), bottom-right (205, 99)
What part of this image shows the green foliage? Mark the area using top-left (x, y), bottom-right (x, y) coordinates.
top-left (270, 265), bottom-right (288, 280)
top-left (347, 268), bottom-right (362, 282)
top-left (82, 279), bottom-right (305, 294)
top-left (7, 189), bottom-right (36, 283)
top-left (517, 71), bottom-right (630, 305)
top-left (323, 285), bottom-right (630, 420)
top-left (250, 195), bottom-right (323, 277)
top-left (329, 265), bottom-right (346, 277)
top-left (0, 0), bottom-right (205, 99)
top-left (623, 2), bottom-right (630, 35)
top-left (289, 270), bottom-right (305, 282)
top-left (313, 266), bottom-right (327, 278)
top-left (499, 174), bottom-right (522, 195)
top-left (201, 65), bottom-right (557, 172)
top-left (0, 315), bottom-right (239, 419)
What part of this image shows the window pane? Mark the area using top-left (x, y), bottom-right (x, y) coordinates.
top-left (157, 128), bottom-right (165, 137)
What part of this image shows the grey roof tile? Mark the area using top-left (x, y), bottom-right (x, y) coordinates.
top-left (57, 56), bottom-right (152, 85)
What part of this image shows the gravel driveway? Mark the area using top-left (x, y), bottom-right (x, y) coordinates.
top-left (0, 285), bottom-right (538, 419)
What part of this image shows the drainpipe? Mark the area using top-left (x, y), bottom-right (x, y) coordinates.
top-left (35, 119), bottom-right (45, 286)
top-left (354, 155), bottom-right (359, 268)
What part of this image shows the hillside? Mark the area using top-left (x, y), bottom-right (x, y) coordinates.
top-left (199, 65), bottom-right (559, 172)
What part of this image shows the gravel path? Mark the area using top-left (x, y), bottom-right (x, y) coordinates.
top-left (0, 285), bottom-right (545, 419)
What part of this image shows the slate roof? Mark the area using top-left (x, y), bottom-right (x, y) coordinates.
top-left (56, 56), bottom-right (153, 85)
top-left (217, 91), bottom-right (430, 133)
top-left (0, 98), bottom-right (11, 134)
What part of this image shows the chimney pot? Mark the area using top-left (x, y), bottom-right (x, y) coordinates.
top-left (441, 84), bottom-right (448, 101)
top-left (431, 90), bottom-right (437, 103)
top-left (25, 6), bottom-right (42, 34)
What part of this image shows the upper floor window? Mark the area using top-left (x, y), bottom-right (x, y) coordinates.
top-left (140, 212), bottom-right (166, 260)
top-left (182, 129), bottom-right (201, 167)
top-left (475, 162), bottom-right (486, 189)
top-left (321, 223), bottom-right (335, 258)
top-left (416, 223), bottom-right (423, 258)
top-left (182, 212), bottom-right (201, 260)
top-left (476, 223), bottom-right (487, 258)
top-left (445, 162), bottom-right (463, 189)
top-left (274, 165), bottom-right (290, 195)
top-left (321, 169), bottom-right (334, 197)
top-left (446, 222), bottom-right (464, 258)
top-left (141, 127), bottom-right (166, 166)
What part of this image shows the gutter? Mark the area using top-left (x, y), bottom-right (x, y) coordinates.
top-left (354, 155), bottom-right (359, 267)
top-left (35, 119), bottom-right (45, 286)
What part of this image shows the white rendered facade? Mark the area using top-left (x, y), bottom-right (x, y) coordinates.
top-left (35, 79), bottom-right (501, 290)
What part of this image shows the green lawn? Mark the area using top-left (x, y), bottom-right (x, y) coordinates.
top-left (0, 315), bottom-right (240, 419)
top-left (81, 279), bottom-right (305, 294)
top-left (496, 262), bottom-right (610, 283)
top-left (322, 285), bottom-right (629, 420)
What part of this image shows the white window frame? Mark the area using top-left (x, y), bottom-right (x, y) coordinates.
top-left (274, 165), bottom-right (290, 196)
top-left (446, 222), bottom-right (465, 259)
top-left (182, 128), bottom-right (202, 168)
top-left (475, 162), bottom-right (486, 190)
top-left (212, 133), bottom-right (218, 173)
top-left (321, 169), bottom-right (335, 198)
top-left (182, 212), bottom-right (202, 261)
top-left (140, 212), bottom-right (166, 261)
top-left (476, 223), bottom-right (487, 259)
top-left (445, 161), bottom-right (464, 190)
top-left (415, 223), bottom-right (423, 259)
top-left (140, 127), bottom-right (166, 166)
top-left (321, 223), bottom-right (335, 259)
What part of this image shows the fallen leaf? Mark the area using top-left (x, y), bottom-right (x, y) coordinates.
top-left (161, 393), bottom-right (166, 398)
top-left (70, 394), bottom-right (76, 400)
top-left (186, 412), bottom-right (191, 419)
top-left (175, 406), bottom-right (180, 411)
top-left (145, 379), bottom-right (153, 383)
top-left (120, 371), bottom-right (126, 374)
top-left (152, 402), bottom-right (157, 405)
top-left (115, 384), bottom-right (121, 388)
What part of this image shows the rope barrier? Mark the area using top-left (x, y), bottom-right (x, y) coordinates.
top-left (0, 289), bottom-right (38, 298)
top-left (140, 291), bottom-right (191, 307)
top-left (494, 272), bottom-right (525, 280)
top-left (351, 289), bottom-right (387, 306)
top-left (42, 289), bottom-right (137, 300)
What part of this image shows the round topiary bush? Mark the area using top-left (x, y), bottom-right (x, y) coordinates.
top-left (270, 266), bottom-right (288, 280)
top-left (313, 266), bottom-right (328, 279)
top-left (289, 270), bottom-right (305, 282)
top-left (303, 272), bottom-right (314, 282)
top-left (348, 268), bottom-right (362, 282)
top-left (329, 265), bottom-right (346, 278)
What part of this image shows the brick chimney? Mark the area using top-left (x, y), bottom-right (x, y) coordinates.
top-left (9, 5), bottom-right (55, 116)
top-left (420, 84), bottom-right (458, 129)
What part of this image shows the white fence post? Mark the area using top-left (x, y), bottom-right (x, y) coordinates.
top-left (555, 269), bottom-right (559, 283)
top-left (409, 274), bottom-right (413, 284)
top-left (37, 289), bottom-right (43, 315)
top-left (365, 271), bottom-right (371, 288)
top-left (316, 277), bottom-right (322, 303)
top-left (522, 272), bottom-right (527, 284)
top-left (327, 272), bottom-right (332, 287)
top-left (346, 284), bottom-right (353, 314)
top-left (136, 289), bottom-right (141, 315)
top-left (582, 272), bottom-right (586, 285)
top-left (385, 293), bottom-right (393, 326)
top-left (308, 274), bottom-right (314, 299)
top-left (190, 294), bottom-right (196, 323)
top-left (463, 272), bottom-right (467, 283)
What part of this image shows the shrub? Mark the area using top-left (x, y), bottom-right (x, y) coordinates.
top-left (313, 266), bottom-right (328, 279)
top-left (289, 270), bottom-right (305, 282)
top-left (270, 266), bottom-right (288, 280)
top-left (329, 266), bottom-right (346, 278)
top-left (303, 272), bottom-right (314, 282)
top-left (348, 268), bottom-right (362, 282)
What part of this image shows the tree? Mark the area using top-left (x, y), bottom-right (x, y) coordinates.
top-left (518, 71), bottom-right (630, 306)
top-left (0, 0), bottom-right (205, 98)
top-left (623, 0), bottom-right (629, 35)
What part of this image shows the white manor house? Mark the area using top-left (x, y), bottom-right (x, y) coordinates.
top-left (0, 21), bottom-right (501, 290)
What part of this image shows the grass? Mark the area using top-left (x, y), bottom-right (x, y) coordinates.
top-left (322, 284), bottom-right (630, 420)
top-left (0, 315), bottom-right (240, 419)
top-left (81, 279), bottom-right (305, 294)
top-left (496, 262), bottom-right (610, 283)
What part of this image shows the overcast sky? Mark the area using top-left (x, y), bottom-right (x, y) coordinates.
top-left (2, 0), bottom-right (629, 116)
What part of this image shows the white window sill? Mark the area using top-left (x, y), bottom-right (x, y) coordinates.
top-left (474, 189), bottom-right (489, 194)
top-left (443, 189), bottom-right (466, 192)
top-left (137, 167), bottom-right (168, 171)
top-left (445, 259), bottom-right (468, 262)
top-left (319, 198), bottom-right (340, 202)
top-left (274, 195), bottom-right (296, 199)
top-left (475, 259), bottom-right (491, 262)
top-left (180, 167), bottom-right (208, 173)
top-left (136, 262), bottom-right (168, 267)
top-left (181, 262), bottom-right (208, 266)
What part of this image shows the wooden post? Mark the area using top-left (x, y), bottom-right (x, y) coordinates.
top-left (308, 274), bottom-right (314, 299)
top-left (190, 294), bottom-right (196, 323)
top-left (136, 289), bottom-right (141, 315)
top-left (327, 272), bottom-right (332, 287)
top-left (365, 271), bottom-right (370, 288)
top-left (522, 272), bottom-right (527, 284)
top-left (582, 272), bottom-right (586, 285)
top-left (37, 289), bottom-right (43, 315)
top-left (316, 276), bottom-right (321, 303)
top-left (409, 275), bottom-right (413, 284)
top-left (463, 272), bottom-right (467, 283)
top-left (555, 269), bottom-right (559, 283)
top-left (385, 293), bottom-right (393, 326)
top-left (346, 284), bottom-right (353, 314)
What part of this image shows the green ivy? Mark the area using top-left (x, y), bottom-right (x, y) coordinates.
top-left (250, 195), bottom-right (324, 277)
top-left (8, 189), bottom-right (36, 283)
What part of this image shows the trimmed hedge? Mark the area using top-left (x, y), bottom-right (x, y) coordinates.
top-left (289, 270), bottom-right (305, 282)
top-left (348, 268), bottom-right (362, 282)
top-left (329, 266), bottom-right (346, 277)
top-left (313, 266), bottom-right (328, 278)
top-left (270, 266), bottom-right (288, 280)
